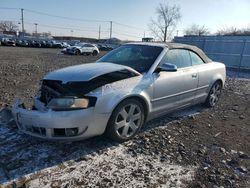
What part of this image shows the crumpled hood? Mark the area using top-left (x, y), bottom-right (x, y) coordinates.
top-left (44, 62), bottom-right (139, 83)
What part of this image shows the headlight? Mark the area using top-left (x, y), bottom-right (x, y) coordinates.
top-left (47, 98), bottom-right (89, 110)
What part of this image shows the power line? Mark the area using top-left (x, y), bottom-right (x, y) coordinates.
top-left (24, 8), bottom-right (110, 23)
top-left (113, 31), bottom-right (141, 39)
top-left (27, 22), bottom-right (100, 33)
top-left (1, 18), bottom-right (140, 39)
top-left (23, 18), bottom-right (105, 30)
top-left (0, 7), bottom-right (148, 31)
top-left (113, 28), bottom-right (141, 36)
top-left (0, 7), bottom-right (149, 39)
top-left (113, 21), bottom-right (147, 31)
top-left (25, 9), bottom-right (149, 32)
top-left (0, 7), bottom-right (20, 10)
top-left (1, 19), bottom-right (111, 34)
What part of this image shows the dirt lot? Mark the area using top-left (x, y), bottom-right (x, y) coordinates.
top-left (0, 47), bottom-right (250, 187)
top-left (0, 46), bottom-right (107, 107)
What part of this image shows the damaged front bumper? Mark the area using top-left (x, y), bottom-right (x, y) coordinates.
top-left (12, 98), bottom-right (110, 141)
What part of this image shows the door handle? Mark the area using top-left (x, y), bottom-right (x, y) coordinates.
top-left (192, 73), bottom-right (197, 78)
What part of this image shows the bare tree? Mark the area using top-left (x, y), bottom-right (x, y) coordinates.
top-left (149, 3), bottom-right (181, 42)
top-left (216, 27), bottom-right (240, 36)
top-left (184, 24), bottom-right (210, 36)
top-left (241, 26), bottom-right (250, 35)
top-left (216, 26), bottom-right (250, 36)
top-left (0, 21), bottom-right (18, 32)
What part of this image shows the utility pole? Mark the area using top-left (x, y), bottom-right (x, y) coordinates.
top-left (98, 25), bottom-right (101, 40)
top-left (109, 21), bottom-right (112, 39)
top-left (21, 8), bottom-right (24, 33)
top-left (34, 23), bottom-right (38, 36)
top-left (176, 30), bottom-right (179, 37)
top-left (143, 31), bottom-right (145, 38)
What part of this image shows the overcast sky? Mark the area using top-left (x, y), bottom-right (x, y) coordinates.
top-left (0, 0), bottom-right (249, 40)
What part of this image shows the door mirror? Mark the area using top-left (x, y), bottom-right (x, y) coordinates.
top-left (158, 63), bottom-right (177, 72)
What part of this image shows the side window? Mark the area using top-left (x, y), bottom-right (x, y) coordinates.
top-left (189, 51), bottom-right (204, 66)
top-left (84, 44), bottom-right (94, 47)
top-left (159, 49), bottom-right (192, 68)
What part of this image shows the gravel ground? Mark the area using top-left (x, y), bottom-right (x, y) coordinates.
top-left (0, 47), bottom-right (250, 187)
top-left (0, 46), bottom-right (106, 107)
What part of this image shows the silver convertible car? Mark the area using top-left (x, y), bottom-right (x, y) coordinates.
top-left (12, 43), bottom-right (226, 142)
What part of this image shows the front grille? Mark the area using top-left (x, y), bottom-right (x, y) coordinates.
top-left (25, 126), bottom-right (46, 136)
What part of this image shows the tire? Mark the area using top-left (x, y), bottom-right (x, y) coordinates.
top-left (105, 98), bottom-right (145, 142)
top-left (92, 50), bottom-right (98, 56)
top-left (205, 81), bottom-right (222, 107)
top-left (75, 49), bottom-right (81, 55)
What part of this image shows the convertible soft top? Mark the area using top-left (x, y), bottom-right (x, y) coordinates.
top-left (166, 43), bottom-right (212, 64)
top-left (128, 42), bottom-right (212, 64)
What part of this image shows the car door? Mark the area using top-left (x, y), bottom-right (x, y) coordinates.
top-left (83, 44), bottom-right (94, 53)
top-left (151, 49), bottom-right (198, 116)
top-left (189, 51), bottom-right (213, 103)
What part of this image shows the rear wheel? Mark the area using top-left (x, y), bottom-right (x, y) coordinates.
top-left (205, 81), bottom-right (222, 107)
top-left (105, 99), bottom-right (145, 142)
top-left (92, 50), bottom-right (98, 56)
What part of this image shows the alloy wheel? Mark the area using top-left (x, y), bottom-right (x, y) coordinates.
top-left (115, 103), bottom-right (142, 138)
top-left (209, 82), bottom-right (222, 106)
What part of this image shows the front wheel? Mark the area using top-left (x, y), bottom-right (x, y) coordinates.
top-left (205, 81), bottom-right (222, 107)
top-left (75, 49), bottom-right (81, 55)
top-left (105, 99), bottom-right (145, 142)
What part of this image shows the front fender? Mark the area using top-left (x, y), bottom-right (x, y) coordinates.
top-left (94, 90), bottom-right (151, 116)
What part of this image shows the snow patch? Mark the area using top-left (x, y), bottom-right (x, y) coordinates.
top-left (3, 146), bottom-right (195, 188)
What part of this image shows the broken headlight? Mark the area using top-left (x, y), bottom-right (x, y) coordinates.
top-left (47, 98), bottom-right (93, 110)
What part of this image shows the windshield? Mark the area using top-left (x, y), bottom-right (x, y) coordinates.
top-left (97, 44), bottom-right (163, 73)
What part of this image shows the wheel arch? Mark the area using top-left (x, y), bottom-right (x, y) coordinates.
top-left (215, 79), bottom-right (223, 87)
top-left (109, 94), bottom-right (150, 123)
top-left (207, 73), bottom-right (225, 93)
top-left (103, 94), bottom-right (150, 137)
top-left (75, 48), bottom-right (81, 54)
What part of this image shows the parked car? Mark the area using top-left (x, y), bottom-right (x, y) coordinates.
top-left (25, 40), bottom-right (33, 47)
top-left (40, 40), bottom-right (49, 48)
top-left (30, 40), bottom-right (41, 48)
top-left (1, 37), bottom-right (16, 46)
top-left (61, 42), bottom-right (70, 48)
top-left (45, 40), bottom-right (53, 48)
top-left (16, 39), bottom-right (29, 47)
top-left (12, 43), bottom-right (226, 142)
top-left (39, 40), bottom-right (54, 48)
top-left (50, 40), bottom-right (63, 48)
top-left (97, 44), bottom-right (114, 51)
top-left (62, 43), bottom-right (99, 55)
top-left (67, 40), bottom-right (80, 46)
